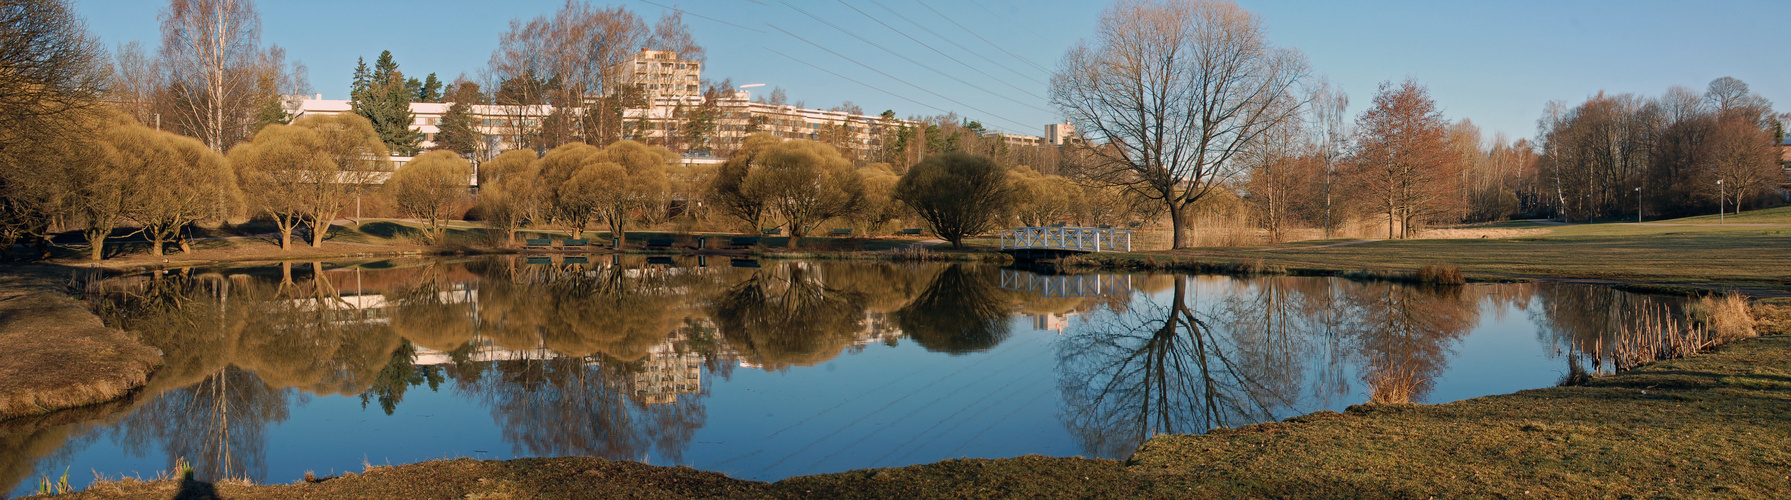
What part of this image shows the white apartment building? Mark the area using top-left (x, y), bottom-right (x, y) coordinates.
top-left (613, 49), bottom-right (703, 99)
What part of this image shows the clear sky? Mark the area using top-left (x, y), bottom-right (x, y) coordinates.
top-left (71, 0), bottom-right (1789, 142)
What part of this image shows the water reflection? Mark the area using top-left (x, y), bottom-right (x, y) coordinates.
top-left (1055, 277), bottom-right (1483, 458)
top-left (3, 259), bottom-right (1718, 495)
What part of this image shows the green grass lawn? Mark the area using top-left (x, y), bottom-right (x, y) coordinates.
top-left (1108, 208), bottom-right (1791, 292)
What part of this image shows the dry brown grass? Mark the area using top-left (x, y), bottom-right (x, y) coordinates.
top-left (1415, 264), bottom-right (1466, 285)
top-left (1692, 292), bottom-right (1757, 342)
top-left (0, 267), bottom-right (161, 421)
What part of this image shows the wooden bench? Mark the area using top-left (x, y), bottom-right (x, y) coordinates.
top-left (830, 228), bottom-right (854, 237)
top-left (645, 237), bottom-right (676, 250)
top-left (524, 256), bottom-right (553, 265)
top-left (1126, 221), bottom-right (1143, 228)
top-left (562, 238), bottom-right (589, 248)
top-left (524, 238), bottom-right (552, 248)
top-left (900, 228), bottom-right (924, 236)
top-left (729, 236), bottom-right (761, 247)
top-left (762, 228), bottom-right (782, 236)
top-left (1049, 222), bottom-right (1067, 228)
top-left (1097, 224), bottom-right (1112, 229)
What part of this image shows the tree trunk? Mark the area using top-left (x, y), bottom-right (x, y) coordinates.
top-left (1169, 203), bottom-right (1187, 249)
top-left (86, 229), bottom-right (105, 260)
top-left (150, 232), bottom-right (165, 256)
top-left (310, 219), bottom-right (329, 247)
top-left (786, 226), bottom-right (802, 249)
top-left (279, 226), bottom-right (293, 251)
top-left (505, 227), bottom-right (517, 247)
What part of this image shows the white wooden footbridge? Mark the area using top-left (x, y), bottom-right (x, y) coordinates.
top-left (997, 226), bottom-right (1133, 260)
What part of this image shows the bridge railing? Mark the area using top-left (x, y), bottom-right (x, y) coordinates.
top-left (998, 270), bottom-right (1133, 298)
top-left (998, 227), bottom-right (1132, 252)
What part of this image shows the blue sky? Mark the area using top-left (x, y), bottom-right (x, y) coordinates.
top-left (73, 0), bottom-right (1789, 141)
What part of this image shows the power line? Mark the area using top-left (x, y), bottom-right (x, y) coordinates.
top-left (862, 0), bottom-right (1048, 85)
top-left (841, 0), bottom-right (1049, 89)
top-left (763, 28), bottom-right (1037, 133)
top-left (638, 0), bottom-right (763, 33)
top-left (966, 0), bottom-right (1058, 49)
top-left (915, 0), bottom-right (1054, 75)
top-left (774, 1), bottom-right (1054, 116)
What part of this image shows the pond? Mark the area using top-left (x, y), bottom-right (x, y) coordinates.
top-left (3, 256), bottom-right (1690, 497)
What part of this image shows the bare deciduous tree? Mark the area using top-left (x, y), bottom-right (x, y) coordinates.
top-left (1051, 0), bottom-right (1309, 248)
top-left (746, 140), bottom-right (865, 247)
top-left (158, 0), bottom-right (266, 152)
top-left (386, 151), bottom-right (471, 242)
top-left (130, 128), bottom-right (238, 256)
top-left (894, 152), bottom-right (1014, 248)
top-left (474, 150), bottom-right (542, 245)
top-left (1345, 79), bottom-right (1460, 239)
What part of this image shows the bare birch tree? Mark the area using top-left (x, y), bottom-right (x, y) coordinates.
top-left (158, 0), bottom-right (265, 152)
top-left (1050, 0), bottom-right (1308, 248)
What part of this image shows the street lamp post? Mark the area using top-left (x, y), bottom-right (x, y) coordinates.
top-left (1634, 186), bottom-right (1642, 223)
top-left (1717, 179), bottom-right (1725, 224)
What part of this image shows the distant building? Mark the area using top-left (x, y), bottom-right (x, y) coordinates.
top-left (612, 49), bottom-right (703, 99)
top-left (1045, 120), bottom-right (1085, 147)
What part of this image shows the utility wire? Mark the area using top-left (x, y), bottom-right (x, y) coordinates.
top-left (841, 0), bottom-right (1049, 90)
top-left (775, 1), bottom-right (1054, 116)
top-left (638, 0), bottom-right (763, 33)
top-left (861, 0), bottom-right (1048, 85)
top-left (967, 0), bottom-right (1058, 49)
top-left (763, 27), bottom-right (1036, 133)
top-left (916, 0), bottom-right (1054, 75)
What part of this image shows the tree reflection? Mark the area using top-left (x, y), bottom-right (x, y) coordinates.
top-left (709, 262), bottom-right (868, 370)
top-left (459, 356), bottom-right (706, 463)
top-left (1057, 277), bottom-right (1289, 459)
top-left (114, 367), bottom-right (289, 483)
top-left (1056, 276), bottom-right (1483, 458)
top-left (1340, 282), bottom-right (1477, 404)
top-left (893, 265), bottom-right (1013, 354)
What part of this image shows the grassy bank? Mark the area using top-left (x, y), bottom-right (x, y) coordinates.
top-left (0, 268), bottom-right (160, 421)
top-left (38, 327), bottom-right (1789, 498)
top-left (1050, 213), bottom-right (1791, 294)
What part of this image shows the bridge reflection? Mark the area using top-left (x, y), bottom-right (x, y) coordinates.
top-left (997, 269), bottom-right (1133, 298)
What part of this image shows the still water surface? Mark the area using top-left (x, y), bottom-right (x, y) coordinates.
top-left (5, 257), bottom-right (1676, 496)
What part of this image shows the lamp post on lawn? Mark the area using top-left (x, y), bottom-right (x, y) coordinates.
top-left (1635, 186), bottom-right (1642, 223)
top-left (1717, 179), bottom-right (1725, 224)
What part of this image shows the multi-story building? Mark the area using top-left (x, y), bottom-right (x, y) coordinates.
top-left (1045, 120), bottom-right (1083, 146)
top-left (613, 49), bottom-right (702, 99)
top-left (621, 90), bottom-right (910, 162)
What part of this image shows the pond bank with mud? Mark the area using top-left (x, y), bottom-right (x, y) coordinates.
top-left (0, 269), bottom-right (159, 421)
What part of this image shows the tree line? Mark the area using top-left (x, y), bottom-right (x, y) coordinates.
top-left (1053, 0), bottom-right (1786, 246)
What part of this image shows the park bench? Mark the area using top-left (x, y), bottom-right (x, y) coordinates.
top-left (562, 256), bottom-right (589, 265)
top-left (646, 238), bottom-right (676, 250)
top-left (830, 228), bottom-right (854, 237)
top-left (524, 238), bottom-right (552, 248)
top-left (524, 256), bottom-right (553, 265)
top-left (762, 228), bottom-right (782, 236)
top-left (729, 236), bottom-right (761, 248)
top-left (562, 238), bottom-right (589, 248)
top-left (647, 256), bottom-right (676, 266)
top-left (1098, 224), bottom-right (1112, 229)
top-left (900, 228), bottom-right (924, 236)
top-left (1127, 222), bottom-right (1143, 228)
top-left (1049, 222), bottom-right (1067, 228)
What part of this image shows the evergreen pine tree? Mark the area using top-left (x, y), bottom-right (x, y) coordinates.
top-left (351, 50), bottom-right (423, 156)
top-left (433, 82), bottom-right (483, 156)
